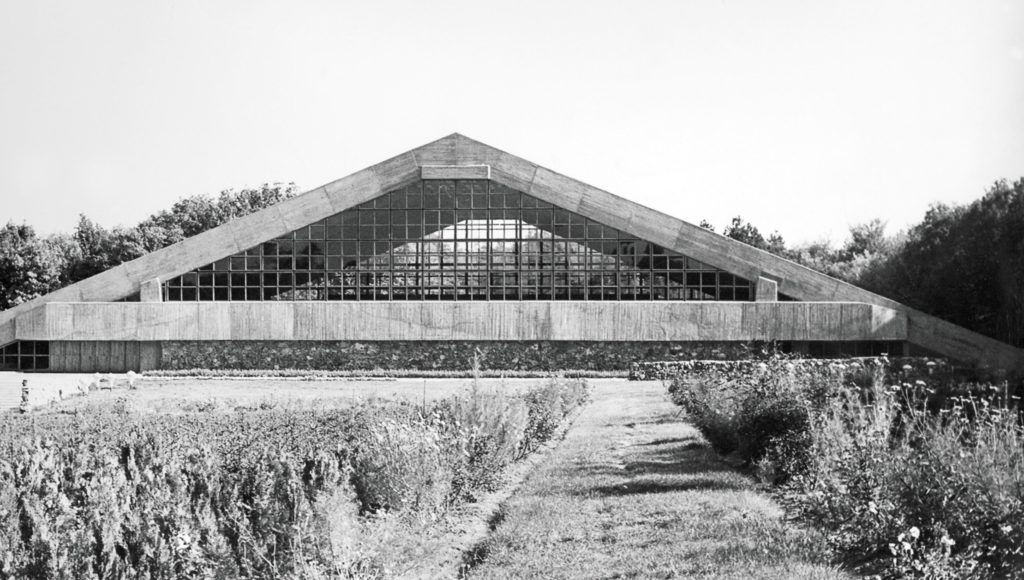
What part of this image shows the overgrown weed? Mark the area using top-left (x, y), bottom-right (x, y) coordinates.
top-left (668, 356), bottom-right (1024, 578)
top-left (0, 375), bottom-right (592, 578)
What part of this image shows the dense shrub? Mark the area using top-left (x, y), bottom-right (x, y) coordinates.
top-left (791, 384), bottom-right (1024, 578)
top-left (518, 377), bottom-right (591, 457)
top-left (667, 356), bottom-right (1024, 577)
top-left (145, 368), bottom-right (625, 379)
top-left (738, 395), bottom-right (810, 466)
top-left (668, 374), bottom-right (742, 455)
top-left (667, 358), bottom-right (847, 471)
top-left (352, 414), bottom-right (453, 517)
top-left (441, 383), bottom-right (529, 497)
top-left (0, 432), bottom-right (364, 578)
top-left (0, 377), bottom-right (592, 579)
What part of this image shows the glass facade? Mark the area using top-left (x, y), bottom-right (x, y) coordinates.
top-left (162, 180), bottom-right (754, 302)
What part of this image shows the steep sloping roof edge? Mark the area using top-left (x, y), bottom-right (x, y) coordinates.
top-left (2, 133), bottom-right (1021, 371)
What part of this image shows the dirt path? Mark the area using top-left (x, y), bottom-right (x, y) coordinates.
top-left (458, 380), bottom-right (848, 579)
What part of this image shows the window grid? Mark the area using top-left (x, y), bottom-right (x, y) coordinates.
top-left (163, 180), bottom-right (754, 302)
top-left (0, 341), bottom-right (49, 371)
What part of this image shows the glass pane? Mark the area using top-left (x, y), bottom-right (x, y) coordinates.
top-left (162, 179), bottom-right (752, 302)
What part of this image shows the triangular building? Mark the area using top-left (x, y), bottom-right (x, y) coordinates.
top-left (2, 134), bottom-right (1021, 372)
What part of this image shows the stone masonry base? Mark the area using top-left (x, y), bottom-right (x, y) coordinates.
top-left (160, 341), bottom-right (765, 371)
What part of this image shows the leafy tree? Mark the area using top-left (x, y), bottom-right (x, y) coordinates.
top-left (857, 180), bottom-right (1024, 346)
top-left (69, 216), bottom-right (149, 281)
top-left (66, 183), bottom-right (298, 283)
top-left (722, 216), bottom-right (787, 255)
top-left (139, 182), bottom-right (297, 241)
top-left (781, 220), bottom-right (895, 283)
top-left (695, 185), bottom-right (1023, 348)
top-left (0, 223), bottom-right (73, 309)
top-left (765, 232), bottom-right (787, 255)
top-left (787, 239), bottom-right (840, 276)
top-left (723, 216), bottom-right (766, 248)
top-left (216, 183), bottom-right (296, 220)
top-left (5, 182), bottom-right (298, 303)
top-left (841, 218), bottom-right (889, 260)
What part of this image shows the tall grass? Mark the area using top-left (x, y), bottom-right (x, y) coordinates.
top-left (668, 357), bottom-right (1024, 578)
top-left (443, 381), bottom-right (529, 497)
top-left (792, 383), bottom-right (1024, 577)
top-left (0, 376), bottom-right (591, 579)
top-left (144, 368), bottom-right (626, 379)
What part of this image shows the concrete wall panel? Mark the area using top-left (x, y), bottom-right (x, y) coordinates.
top-left (3, 132), bottom-right (1019, 370)
top-left (14, 301), bottom-right (907, 343)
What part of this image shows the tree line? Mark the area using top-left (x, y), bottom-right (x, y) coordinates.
top-left (707, 178), bottom-right (1024, 348)
top-left (0, 183), bottom-right (297, 309)
top-left (2, 178), bottom-right (1021, 347)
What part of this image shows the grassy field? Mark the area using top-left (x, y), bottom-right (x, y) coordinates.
top-left (15, 376), bottom-right (856, 577)
top-left (34, 376), bottom-right (550, 414)
top-left (462, 380), bottom-right (846, 579)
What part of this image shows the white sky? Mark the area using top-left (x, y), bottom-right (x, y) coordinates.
top-left (1, 0), bottom-right (1022, 246)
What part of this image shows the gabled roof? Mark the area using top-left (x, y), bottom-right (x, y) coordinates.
top-left (2, 133), bottom-right (1022, 370)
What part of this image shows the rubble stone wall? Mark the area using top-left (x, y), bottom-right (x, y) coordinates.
top-left (160, 340), bottom-right (762, 371)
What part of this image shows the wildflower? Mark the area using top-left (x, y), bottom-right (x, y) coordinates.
top-left (915, 380), bottom-right (926, 387)
top-left (902, 364), bottom-right (913, 371)
top-left (173, 531), bottom-right (193, 553)
top-left (909, 526), bottom-right (920, 540)
top-left (926, 361), bottom-right (936, 367)
top-left (867, 501), bottom-right (877, 514)
top-left (1002, 525), bottom-right (1013, 534)
top-left (940, 535), bottom-right (955, 547)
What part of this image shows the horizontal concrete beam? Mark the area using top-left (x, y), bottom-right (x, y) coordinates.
top-left (421, 165), bottom-right (491, 180)
top-left (16, 301), bottom-right (907, 343)
top-left (0, 142), bottom-right (421, 343)
top-left (4, 132), bottom-right (1019, 371)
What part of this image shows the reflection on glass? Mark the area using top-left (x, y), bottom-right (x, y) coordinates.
top-left (163, 180), bottom-right (754, 301)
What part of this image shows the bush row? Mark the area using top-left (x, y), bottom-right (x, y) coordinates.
top-left (0, 377), bottom-right (591, 579)
top-left (637, 356), bottom-right (982, 382)
top-left (144, 368), bottom-right (625, 379)
top-left (667, 357), bottom-right (1024, 577)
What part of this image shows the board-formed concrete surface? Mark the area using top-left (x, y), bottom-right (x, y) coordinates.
top-left (2, 134), bottom-right (1021, 371)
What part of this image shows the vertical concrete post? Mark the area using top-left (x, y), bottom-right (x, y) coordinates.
top-left (755, 276), bottom-right (778, 302)
top-left (140, 278), bottom-right (163, 302)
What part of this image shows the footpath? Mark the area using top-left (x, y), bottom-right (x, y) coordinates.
top-left (459, 380), bottom-right (849, 580)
